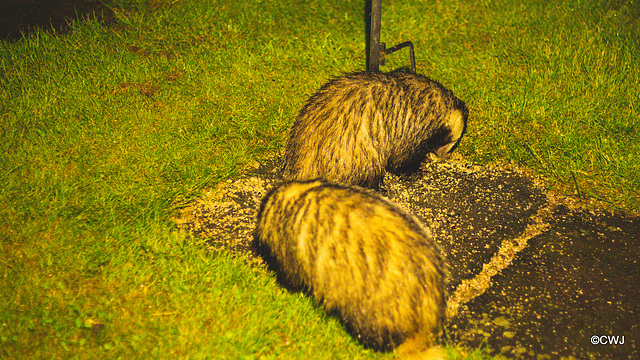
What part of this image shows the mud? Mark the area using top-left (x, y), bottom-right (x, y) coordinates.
top-left (174, 157), bottom-right (640, 359)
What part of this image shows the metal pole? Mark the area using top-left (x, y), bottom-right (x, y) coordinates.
top-left (366, 0), bottom-right (381, 72)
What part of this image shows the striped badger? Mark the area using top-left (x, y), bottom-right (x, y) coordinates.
top-left (253, 180), bottom-right (448, 357)
top-left (283, 71), bottom-right (469, 188)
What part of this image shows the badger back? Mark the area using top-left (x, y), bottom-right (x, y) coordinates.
top-left (254, 180), bottom-right (448, 351)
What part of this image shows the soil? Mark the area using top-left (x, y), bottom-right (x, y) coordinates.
top-left (174, 155), bottom-right (640, 360)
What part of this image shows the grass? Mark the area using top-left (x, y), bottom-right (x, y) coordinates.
top-left (0, 0), bottom-right (638, 358)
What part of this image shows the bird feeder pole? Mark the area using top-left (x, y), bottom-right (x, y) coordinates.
top-left (366, 0), bottom-right (416, 73)
top-left (366, 0), bottom-right (382, 72)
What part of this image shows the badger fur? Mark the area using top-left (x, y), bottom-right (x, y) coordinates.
top-left (254, 180), bottom-right (448, 356)
top-left (283, 71), bottom-right (469, 188)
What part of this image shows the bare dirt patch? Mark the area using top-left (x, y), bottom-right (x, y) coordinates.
top-left (173, 155), bottom-right (640, 359)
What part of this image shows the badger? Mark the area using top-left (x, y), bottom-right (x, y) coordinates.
top-left (253, 180), bottom-right (448, 357)
top-left (283, 70), bottom-right (469, 189)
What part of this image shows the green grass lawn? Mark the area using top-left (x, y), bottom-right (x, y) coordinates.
top-left (1, 0), bottom-right (638, 358)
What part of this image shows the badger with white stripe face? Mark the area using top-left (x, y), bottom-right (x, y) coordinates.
top-left (283, 71), bottom-right (468, 189)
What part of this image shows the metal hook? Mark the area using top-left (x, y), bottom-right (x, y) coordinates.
top-left (380, 41), bottom-right (416, 73)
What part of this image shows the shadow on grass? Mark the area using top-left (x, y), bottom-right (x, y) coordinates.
top-left (0, 0), bottom-right (114, 42)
